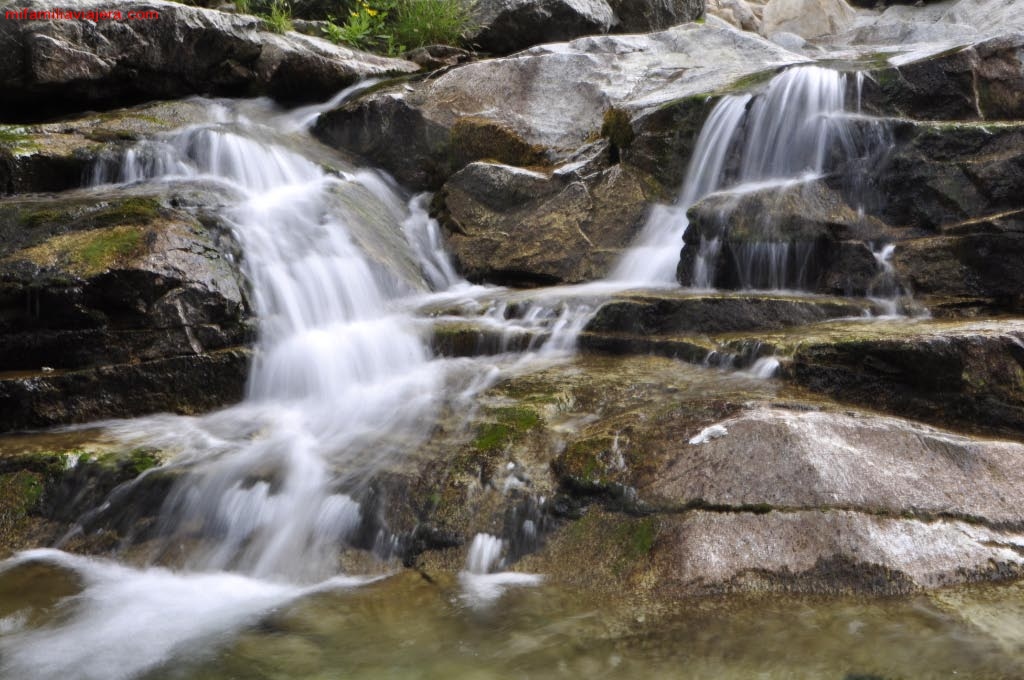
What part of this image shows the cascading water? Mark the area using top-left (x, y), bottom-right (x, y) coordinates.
top-left (614, 65), bottom-right (895, 294)
top-left (0, 102), bottom-right (478, 679)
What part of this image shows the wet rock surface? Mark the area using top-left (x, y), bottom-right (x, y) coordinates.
top-left (0, 185), bottom-right (253, 431)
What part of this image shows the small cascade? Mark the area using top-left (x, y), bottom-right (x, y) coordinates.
top-left (466, 533), bottom-right (505, 575)
top-left (612, 95), bottom-right (751, 284)
top-left (616, 65), bottom-right (895, 295)
top-left (459, 533), bottom-right (542, 607)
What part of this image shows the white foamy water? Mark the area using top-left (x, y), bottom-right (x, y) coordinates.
top-left (0, 549), bottom-right (370, 680)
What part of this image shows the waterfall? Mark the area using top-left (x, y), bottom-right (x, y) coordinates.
top-left (614, 65), bottom-right (892, 293)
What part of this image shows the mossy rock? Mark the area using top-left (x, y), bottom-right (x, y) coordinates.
top-left (15, 225), bottom-right (148, 277)
top-left (449, 116), bottom-right (549, 171)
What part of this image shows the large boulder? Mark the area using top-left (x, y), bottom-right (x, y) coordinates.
top-left (436, 160), bottom-right (660, 285)
top-left (607, 0), bottom-right (706, 32)
top-left (470, 0), bottom-right (615, 54)
top-left (0, 0), bottom-right (418, 119)
top-left (762, 0), bottom-right (856, 40)
top-left (833, 0), bottom-right (1024, 49)
top-left (469, 0), bottom-right (706, 55)
top-left (0, 184), bottom-right (253, 430)
top-left (314, 20), bottom-right (806, 191)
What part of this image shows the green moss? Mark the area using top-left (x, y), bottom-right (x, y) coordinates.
top-left (474, 422), bottom-right (513, 452)
top-left (78, 227), bottom-right (144, 272)
top-left (126, 449), bottom-right (161, 475)
top-left (617, 515), bottom-right (657, 562)
top-left (721, 69), bottom-right (780, 95)
top-left (450, 116), bottom-right (548, 170)
top-left (600, 108), bottom-right (635, 164)
top-left (15, 225), bottom-right (147, 277)
top-left (18, 208), bottom-right (65, 229)
top-left (0, 470), bottom-right (45, 546)
top-left (86, 197), bottom-right (161, 227)
top-left (0, 126), bottom-right (39, 155)
top-left (472, 406), bottom-right (540, 452)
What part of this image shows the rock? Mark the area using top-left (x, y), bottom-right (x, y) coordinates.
top-left (470, 0), bottom-right (615, 55)
top-left (443, 356), bottom-right (1024, 597)
top-left (833, 0), bottom-right (1024, 49)
top-left (0, 185), bottom-right (253, 430)
top-left (768, 30), bottom-right (809, 51)
top-left (584, 290), bottom-right (872, 335)
top-left (876, 121), bottom-right (1024, 232)
top-left (0, 349), bottom-right (249, 432)
top-left (723, 319), bottom-right (1024, 436)
top-left (0, 100), bottom-right (213, 195)
top-left (893, 234), bottom-right (1024, 310)
top-left (857, 34), bottom-right (1024, 121)
top-left (436, 161), bottom-right (659, 285)
top-left (469, 0), bottom-right (706, 55)
top-left (314, 21), bottom-right (806, 190)
top-left (648, 510), bottom-right (1024, 595)
top-left (607, 0), bottom-right (706, 33)
top-left (650, 406), bottom-right (1024, 525)
top-left (678, 179), bottom-right (890, 294)
top-left (708, 0), bottom-right (762, 32)
top-left (401, 45), bottom-right (474, 71)
top-left (762, 0), bottom-right (856, 39)
top-left (0, 0), bottom-right (419, 119)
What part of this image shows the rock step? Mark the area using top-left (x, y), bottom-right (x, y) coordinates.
top-left (0, 347), bottom-right (251, 431)
top-left (718, 318), bottom-right (1024, 437)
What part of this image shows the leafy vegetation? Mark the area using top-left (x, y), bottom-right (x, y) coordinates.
top-left (324, 0), bottom-right (476, 55)
top-left (263, 0), bottom-right (294, 33)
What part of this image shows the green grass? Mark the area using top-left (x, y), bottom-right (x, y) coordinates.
top-left (263, 0), bottom-right (293, 33)
top-left (389, 0), bottom-right (477, 50)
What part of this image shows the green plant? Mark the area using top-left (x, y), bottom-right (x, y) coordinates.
top-left (389, 0), bottom-right (477, 50)
top-left (234, 0), bottom-right (251, 12)
top-left (328, 0), bottom-right (390, 50)
top-left (264, 0), bottom-right (293, 33)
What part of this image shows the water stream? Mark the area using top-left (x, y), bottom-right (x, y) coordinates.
top-left (0, 63), bottom-right (927, 679)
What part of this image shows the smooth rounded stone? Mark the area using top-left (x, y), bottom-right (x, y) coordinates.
top-left (470, 0), bottom-right (616, 55)
top-left (437, 161), bottom-right (659, 285)
top-left (769, 30), bottom-right (808, 50)
top-left (313, 20), bottom-right (806, 190)
top-left (0, 0), bottom-right (418, 119)
top-left (707, 0), bottom-right (762, 33)
top-left (762, 0), bottom-right (856, 39)
top-left (584, 291), bottom-right (872, 336)
top-left (651, 406), bottom-right (1024, 527)
top-left (0, 186), bottom-right (253, 427)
